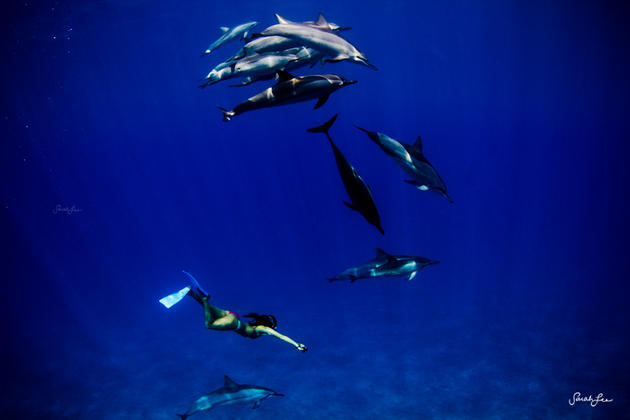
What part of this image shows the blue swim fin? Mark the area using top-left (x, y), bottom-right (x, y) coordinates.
top-left (181, 270), bottom-right (209, 297)
top-left (159, 286), bottom-right (191, 309)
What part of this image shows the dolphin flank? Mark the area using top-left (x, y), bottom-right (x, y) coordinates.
top-left (355, 126), bottom-right (453, 202)
top-left (307, 114), bottom-right (384, 234)
top-left (329, 248), bottom-right (439, 282)
top-left (219, 70), bottom-right (357, 121)
top-left (202, 21), bottom-right (258, 56)
top-left (176, 376), bottom-right (283, 419)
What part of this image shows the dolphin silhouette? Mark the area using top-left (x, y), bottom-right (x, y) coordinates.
top-left (177, 376), bottom-right (283, 419)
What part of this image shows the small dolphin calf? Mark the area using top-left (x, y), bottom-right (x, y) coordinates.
top-left (355, 127), bottom-right (453, 202)
top-left (329, 248), bottom-right (439, 282)
top-left (258, 14), bottom-right (376, 69)
top-left (307, 114), bottom-right (384, 234)
top-left (219, 70), bottom-right (356, 121)
top-left (202, 21), bottom-right (258, 56)
top-left (177, 376), bottom-right (283, 419)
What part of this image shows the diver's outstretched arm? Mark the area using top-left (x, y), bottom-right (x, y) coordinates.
top-left (257, 326), bottom-right (307, 352)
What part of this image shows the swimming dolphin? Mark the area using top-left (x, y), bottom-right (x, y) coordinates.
top-left (257, 14), bottom-right (377, 69)
top-left (202, 21), bottom-right (258, 56)
top-left (200, 52), bottom-right (299, 87)
top-left (218, 70), bottom-right (356, 121)
top-left (307, 114), bottom-right (384, 234)
top-left (227, 47), bottom-right (326, 87)
top-left (302, 13), bottom-right (352, 32)
top-left (355, 127), bottom-right (453, 202)
top-left (228, 36), bottom-right (301, 61)
top-left (177, 376), bottom-right (283, 419)
top-left (329, 248), bottom-right (439, 282)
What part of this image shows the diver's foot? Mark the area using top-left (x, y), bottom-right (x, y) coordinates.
top-left (182, 271), bottom-right (210, 298)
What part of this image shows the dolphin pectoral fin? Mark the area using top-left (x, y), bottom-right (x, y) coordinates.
top-left (220, 26), bottom-right (229, 33)
top-left (252, 401), bottom-right (261, 409)
top-left (176, 414), bottom-right (189, 420)
top-left (404, 179), bottom-right (418, 186)
top-left (314, 94), bottom-right (331, 109)
top-left (407, 271), bottom-right (417, 281)
top-left (343, 201), bottom-right (358, 211)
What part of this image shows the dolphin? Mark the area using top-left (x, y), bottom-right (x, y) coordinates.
top-left (302, 13), bottom-right (352, 32)
top-left (257, 14), bottom-right (377, 69)
top-left (177, 376), bottom-right (283, 419)
top-left (329, 248), bottom-right (439, 282)
top-left (200, 52), bottom-right (299, 87)
top-left (232, 53), bottom-right (299, 77)
top-left (218, 70), bottom-right (357, 121)
top-left (202, 21), bottom-right (258, 56)
top-left (228, 36), bottom-right (301, 61)
top-left (307, 114), bottom-right (384, 234)
top-left (227, 47), bottom-right (326, 87)
top-left (355, 127), bottom-right (453, 202)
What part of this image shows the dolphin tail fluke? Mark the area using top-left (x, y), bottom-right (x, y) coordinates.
top-left (306, 114), bottom-right (338, 137)
top-left (218, 106), bottom-right (235, 122)
top-left (377, 224), bottom-right (385, 235)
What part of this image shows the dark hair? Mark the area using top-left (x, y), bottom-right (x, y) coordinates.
top-left (244, 313), bottom-right (277, 329)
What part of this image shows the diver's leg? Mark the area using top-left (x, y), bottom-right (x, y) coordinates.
top-left (202, 296), bottom-right (229, 328)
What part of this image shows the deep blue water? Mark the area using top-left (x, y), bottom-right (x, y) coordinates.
top-left (2, 0), bottom-right (629, 418)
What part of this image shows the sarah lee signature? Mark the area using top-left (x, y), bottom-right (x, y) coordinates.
top-left (569, 392), bottom-right (613, 407)
top-left (52, 205), bottom-right (83, 215)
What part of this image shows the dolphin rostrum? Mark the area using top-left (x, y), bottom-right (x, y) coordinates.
top-left (202, 21), bottom-right (258, 56)
top-left (257, 14), bottom-right (377, 69)
top-left (328, 248), bottom-right (439, 282)
top-left (307, 114), bottom-right (384, 234)
top-left (177, 375), bottom-right (283, 419)
top-left (355, 127), bottom-right (453, 202)
top-left (218, 70), bottom-right (356, 121)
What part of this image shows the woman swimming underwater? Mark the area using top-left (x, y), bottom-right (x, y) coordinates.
top-left (160, 271), bottom-right (307, 352)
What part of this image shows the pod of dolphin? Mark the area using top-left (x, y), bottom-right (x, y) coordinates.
top-left (177, 13), bottom-right (453, 417)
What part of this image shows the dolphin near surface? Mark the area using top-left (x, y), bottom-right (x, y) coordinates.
top-left (218, 70), bottom-right (356, 121)
top-left (329, 248), bottom-right (439, 282)
top-left (307, 114), bottom-right (384, 234)
top-left (355, 126), bottom-right (453, 202)
top-left (202, 21), bottom-right (258, 56)
top-left (257, 14), bottom-right (377, 69)
top-left (176, 376), bottom-right (283, 419)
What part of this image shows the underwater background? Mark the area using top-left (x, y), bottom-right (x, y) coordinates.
top-left (2, 0), bottom-right (629, 418)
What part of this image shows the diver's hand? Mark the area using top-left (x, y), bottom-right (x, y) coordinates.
top-left (296, 344), bottom-right (307, 353)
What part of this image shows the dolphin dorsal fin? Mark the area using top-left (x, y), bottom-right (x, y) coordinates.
top-left (376, 248), bottom-right (391, 258)
top-left (275, 14), bottom-right (292, 24)
top-left (315, 13), bottom-right (328, 26)
top-left (224, 376), bottom-right (238, 389)
top-left (275, 69), bottom-right (295, 83)
top-left (220, 26), bottom-right (229, 33)
top-left (412, 136), bottom-right (423, 154)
